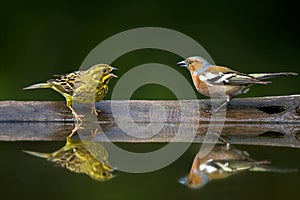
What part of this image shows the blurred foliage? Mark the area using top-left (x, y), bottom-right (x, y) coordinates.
top-left (0, 0), bottom-right (299, 101)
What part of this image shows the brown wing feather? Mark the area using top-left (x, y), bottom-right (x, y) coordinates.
top-left (47, 71), bottom-right (82, 96)
top-left (208, 66), bottom-right (270, 85)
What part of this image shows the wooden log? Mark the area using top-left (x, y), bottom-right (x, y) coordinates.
top-left (1, 95), bottom-right (299, 123)
top-left (0, 95), bottom-right (300, 147)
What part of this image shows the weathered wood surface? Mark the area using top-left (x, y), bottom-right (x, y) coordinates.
top-left (0, 95), bottom-right (300, 147)
top-left (1, 95), bottom-right (300, 123)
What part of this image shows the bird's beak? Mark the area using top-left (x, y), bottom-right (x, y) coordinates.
top-left (110, 73), bottom-right (118, 78)
top-left (111, 174), bottom-right (119, 179)
top-left (110, 67), bottom-right (118, 71)
top-left (178, 176), bottom-right (188, 185)
top-left (177, 60), bottom-right (188, 68)
top-left (109, 66), bottom-right (118, 78)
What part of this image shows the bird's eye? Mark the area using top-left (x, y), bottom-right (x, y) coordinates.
top-left (102, 172), bottom-right (107, 177)
top-left (187, 60), bottom-right (193, 64)
top-left (101, 68), bottom-right (107, 73)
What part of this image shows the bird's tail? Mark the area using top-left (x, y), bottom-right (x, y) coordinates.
top-left (249, 72), bottom-right (298, 80)
top-left (250, 164), bottom-right (298, 173)
top-left (23, 150), bottom-right (50, 159)
top-left (23, 83), bottom-right (51, 90)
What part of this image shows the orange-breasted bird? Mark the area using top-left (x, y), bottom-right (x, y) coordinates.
top-left (178, 144), bottom-right (297, 189)
top-left (178, 56), bottom-right (298, 112)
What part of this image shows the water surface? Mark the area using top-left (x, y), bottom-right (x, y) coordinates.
top-left (1, 142), bottom-right (299, 200)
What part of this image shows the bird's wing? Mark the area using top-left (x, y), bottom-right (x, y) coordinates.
top-left (48, 71), bottom-right (82, 96)
top-left (52, 149), bottom-right (88, 173)
top-left (200, 66), bottom-right (270, 85)
top-left (82, 140), bottom-right (110, 165)
top-left (222, 72), bottom-right (270, 85)
top-left (200, 159), bottom-right (244, 174)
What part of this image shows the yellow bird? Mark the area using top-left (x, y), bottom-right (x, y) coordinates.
top-left (23, 64), bottom-right (118, 122)
top-left (23, 134), bottom-right (115, 182)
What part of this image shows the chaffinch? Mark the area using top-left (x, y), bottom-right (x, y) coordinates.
top-left (178, 144), bottom-right (297, 189)
top-left (178, 56), bottom-right (298, 112)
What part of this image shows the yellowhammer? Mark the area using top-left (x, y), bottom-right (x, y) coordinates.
top-left (23, 132), bottom-right (115, 181)
top-left (23, 64), bottom-right (118, 122)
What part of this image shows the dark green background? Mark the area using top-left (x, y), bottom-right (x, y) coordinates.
top-left (0, 0), bottom-right (299, 101)
top-left (0, 0), bottom-right (299, 200)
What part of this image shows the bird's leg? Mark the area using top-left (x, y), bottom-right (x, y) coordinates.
top-left (71, 107), bottom-right (84, 124)
top-left (212, 96), bottom-right (230, 114)
top-left (68, 106), bottom-right (85, 125)
top-left (67, 121), bottom-right (84, 138)
top-left (219, 136), bottom-right (231, 150)
top-left (90, 103), bottom-right (101, 116)
top-left (213, 101), bottom-right (227, 113)
top-left (209, 132), bottom-right (231, 149)
top-left (66, 100), bottom-right (85, 124)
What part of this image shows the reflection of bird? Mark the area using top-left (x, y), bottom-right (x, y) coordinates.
top-left (23, 135), bottom-right (115, 181)
top-left (23, 64), bottom-right (118, 122)
top-left (179, 145), bottom-right (297, 189)
top-left (178, 56), bottom-right (297, 112)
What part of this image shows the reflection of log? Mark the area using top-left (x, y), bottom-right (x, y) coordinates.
top-left (0, 95), bottom-right (300, 147)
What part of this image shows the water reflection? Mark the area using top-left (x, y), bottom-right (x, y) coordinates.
top-left (20, 120), bottom-right (299, 187)
top-left (179, 144), bottom-right (297, 189)
top-left (23, 126), bottom-right (115, 182)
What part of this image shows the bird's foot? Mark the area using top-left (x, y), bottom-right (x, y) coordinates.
top-left (90, 104), bottom-right (101, 116)
top-left (67, 122), bottom-right (85, 138)
top-left (68, 106), bottom-right (85, 125)
top-left (73, 112), bottom-right (85, 125)
top-left (90, 128), bottom-right (100, 137)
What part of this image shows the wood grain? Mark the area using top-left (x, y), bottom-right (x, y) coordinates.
top-left (0, 95), bottom-right (300, 147)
